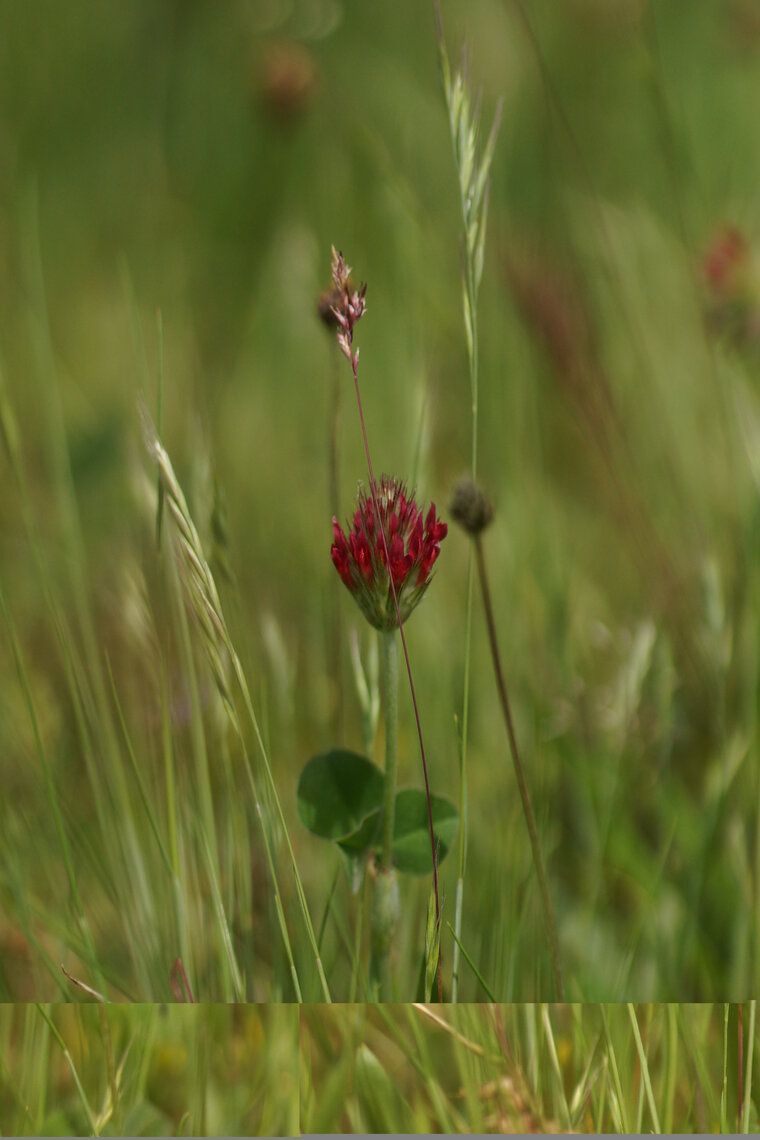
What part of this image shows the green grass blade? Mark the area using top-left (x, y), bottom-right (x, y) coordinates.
top-left (742, 1000), bottom-right (756, 1133)
top-left (1, 582), bottom-right (103, 990)
top-left (199, 824), bottom-right (244, 1001)
top-left (446, 921), bottom-right (496, 1001)
top-left (627, 1004), bottom-right (661, 1133)
top-left (601, 1006), bottom-right (630, 1135)
top-left (663, 1003), bottom-right (678, 1134)
top-left (36, 1005), bottom-right (99, 1137)
top-left (107, 656), bottom-right (173, 879)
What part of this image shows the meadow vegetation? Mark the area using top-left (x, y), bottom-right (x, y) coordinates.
top-left (301, 1002), bottom-right (759, 1134)
top-left (2, 0), bottom-right (760, 1014)
top-left (0, 1004), bottom-right (298, 1136)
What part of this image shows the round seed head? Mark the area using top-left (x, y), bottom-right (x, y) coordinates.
top-left (449, 476), bottom-right (494, 536)
top-left (316, 289), bottom-right (342, 330)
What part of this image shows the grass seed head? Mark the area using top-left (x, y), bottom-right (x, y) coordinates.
top-left (330, 246), bottom-right (367, 366)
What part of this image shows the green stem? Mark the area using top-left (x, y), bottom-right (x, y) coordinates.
top-left (36, 1005), bottom-right (99, 1137)
top-left (452, 547), bottom-right (474, 1001)
top-left (628, 1004), bottom-right (661, 1134)
top-left (381, 630), bottom-right (399, 870)
top-left (742, 1001), bottom-right (756, 1134)
top-left (349, 870), bottom-right (367, 1003)
top-left (451, 122), bottom-right (479, 1009)
top-left (475, 535), bottom-right (564, 1000)
top-left (372, 630), bottom-right (400, 1000)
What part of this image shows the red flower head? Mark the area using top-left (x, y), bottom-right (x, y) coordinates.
top-left (702, 225), bottom-right (750, 298)
top-left (331, 476), bottom-right (447, 630)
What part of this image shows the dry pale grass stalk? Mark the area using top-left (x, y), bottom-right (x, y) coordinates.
top-left (141, 406), bottom-right (237, 724)
top-left (141, 405), bottom-right (331, 1001)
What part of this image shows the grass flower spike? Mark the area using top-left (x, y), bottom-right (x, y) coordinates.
top-left (331, 477), bottom-right (447, 630)
top-left (330, 246), bottom-right (367, 366)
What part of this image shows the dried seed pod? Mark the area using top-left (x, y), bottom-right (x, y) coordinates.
top-left (449, 476), bottom-right (494, 537)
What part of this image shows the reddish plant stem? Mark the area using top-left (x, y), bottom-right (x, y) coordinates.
top-left (350, 353), bottom-right (443, 1001)
top-left (328, 348), bottom-right (344, 737)
top-left (170, 956), bottom-right (195, 1003)
top-left (474, 535), bottom-right (564, 1001)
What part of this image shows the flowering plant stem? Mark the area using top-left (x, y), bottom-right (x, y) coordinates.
top-left (330, 247), bottom-right (442, 999)
top-left (474, 535), bottom-right (564, 1000)
top-left (381, 630), bottom-right (399, 870)
top-left (352, 358), bottom-right (442, 1001)
top-left (371, 629), bottom-right (400, 1000)
top-left (328, 350), bottom-right (344, 737)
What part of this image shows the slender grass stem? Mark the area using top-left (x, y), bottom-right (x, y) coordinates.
top-left (98, 1003), bottom-right (119, 1135)
top-left (677, 1005), bottom-right (720, 1127)
top-left (1, 584), bottom-right (104, 991)
top-left (722, 1003), bottom-right (730, 1134)
top-left (453, 548), bottom-right (473, 1001)
top-left (144, 415), bottom-right (329, 1000)
top-left (601, 1007), bottom-right (630, 1136)
top-left (436, 12), bottom-right (500, 1001)
top-left (200, 824), bottom-right (244, 1001)
top-left (753, 698), bottom-right (760, 995)
top-left (628, 1004), bottom-right (661, 1135)
top-left (739, 1003), bottom-right (744, 1129)
top-left (349, 872), bottom-right (367, 1003)
top-left (107, 658), bottom-right (171, 877)
top-left (166, 550), bottom-right (220, 883)
top-left (25, 196), bottom-right (153, 928)
top-left (473, 534), bottom-right (564, 999)
top-left (446, 922), bottom-right (497, 1001)
top-left (741, 1001), bottom-right (756, 1134)
top-left (541, 1005), bottom-right (571, 1130)
top-left (317, 863), bottom-right (340, 953)
top-left (36, 1005), bottom-right (99, 1137)
top-left (232, 662), bottom-right (330, 1000)
top-left (451, 196), bottom-right (479, 1010)
top-left (155, 308), bottom-right (165, 548)
top-left (663, 1004), bottom-right (678, 1135)
top-left (159, 662), bottom-right (180, 877)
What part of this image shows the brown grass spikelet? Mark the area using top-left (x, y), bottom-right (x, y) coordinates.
top-left (453, 1073), bottom-right (569, 1134)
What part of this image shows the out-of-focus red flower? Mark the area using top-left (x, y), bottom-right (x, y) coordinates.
top-left (701, 224), bottom-right (760, 345)
top-left (331, 476), bottom-right (447, 630)
top-left (702, 225), bottom-right (749, 298)
top-left (258, 41), bottom-right (319, 121)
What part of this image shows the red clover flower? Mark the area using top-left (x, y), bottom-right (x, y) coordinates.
top-left (702, 225), bottom-right (749, 298)
top-left (331, 476), bottom-right (447, 631)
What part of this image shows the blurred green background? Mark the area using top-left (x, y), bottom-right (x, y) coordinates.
top-left (3, 0), bottom-right (760, 1001)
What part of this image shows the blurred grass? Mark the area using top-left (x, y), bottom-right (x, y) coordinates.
top-left (0, 1003), bottom-right (299, 1137)
top-left (300, 1001), bottom-right (760, 1133)
top-left (2, 0), bottom-right (760, 1002)
top-left (3, 1001), bottom-right (756, 1135)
